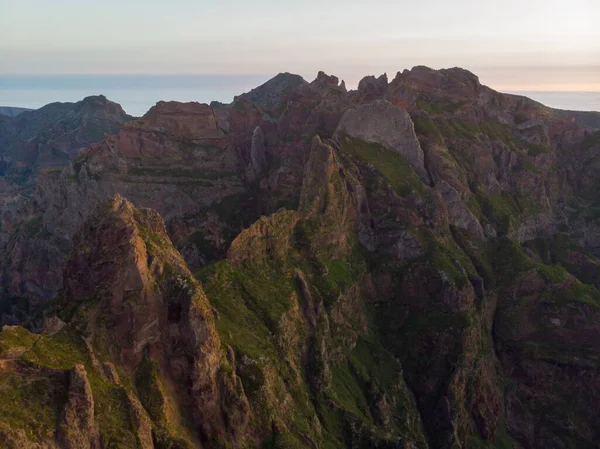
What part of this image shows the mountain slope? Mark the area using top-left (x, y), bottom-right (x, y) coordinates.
top-left (1, 66), bottom-right (600, 448)
top-left (0, 106), bottom-right (33, 118)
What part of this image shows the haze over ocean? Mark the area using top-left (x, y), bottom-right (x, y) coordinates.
top-left (0, 75), bottom-right (269, 116)
top-left (0, 75), bottom-right (598, 117)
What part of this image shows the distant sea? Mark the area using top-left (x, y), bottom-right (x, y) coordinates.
top-left (0, 75), bottom-right (599, 117)
top-left (506, 91), bottom-right (600, 113)
top-left (0, 75), bottom-right (271, 117)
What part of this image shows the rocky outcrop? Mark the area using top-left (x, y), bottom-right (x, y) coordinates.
top-left (0, 95), bottom-right (132, 311)
top-left (4, 95), bottom-right (130, 166)
top-left (245, 125), bottom-right (267, 181)
top-left (336, 99), bottom-right (429, 181)
top-left (436, 180), bottom-right (485, 239)
top-left (57, 365), bottom-right (99, 449)
top-left (236, 72), bottom-right (308, 116)
top-left (357, 73), bottom-right (388, 95)
top-left (311, 71), bottom-right (346, 92)
top-left (126, 393), bottom-right (154, 449)
top-left (59, 195), bottom-right (249, 445)
top-left (136, 101), bottom-right (224, 144)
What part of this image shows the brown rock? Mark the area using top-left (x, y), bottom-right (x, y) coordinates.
top-left (126, 393), bottom-right (154, 449)
top-left (60, 195), bottom-right (249, 444)
top-left (56, 364), bottom-right (100, 449)
top-left (336, 99), bottom-right (429, 181)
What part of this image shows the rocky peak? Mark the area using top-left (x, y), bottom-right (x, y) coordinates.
top-left (59, 194), bottom-right (249, 444)
top-left (57, 364), bottom-right (100, 449)
top-left (236, 72), bottom-right (308, 113)
top-left (76, 94), bottom-right (127, 116)
top-left (335, 99), bottom-right (429, 181)
top-left (357, 73), bottom-right (388, 93)
top-left (439, 67), bottom-right (481, 89)
top-left (389, 65), bottom-right (482, 104)
top-left (140, 100), bottom-right (222, 140)
top-left (245, 125), bottom-right (267, 181)
top-left (311, 71), bottom-right (343, 90)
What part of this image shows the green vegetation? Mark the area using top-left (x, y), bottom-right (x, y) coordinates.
top-left (451, 226), bottom-right (495, 288)
top-left (0, 370), bottom-right (68, 441)
top-left (339, 135), bottom-right (424, 196)
top-left (488, 236), bottom-right (535, 285)
top-left (416, 99), bottom-right (464, 115)
top-left (199, 260), bottom-right (296, 360)
top-left (22, 328), bottom-right (89, 369)
top-left (581, 131), bottom-right (600, 150)
top-left (135, 357), bottom-right (166, 423)
top-left (415, 229), bottom-right (475, 289)
top-left (476, 192), bottom-right (521, 235)
top-left (536, 264), bottom-right (568, 284)
top-left (0, 327), bottom-right (145, 448)
top-left (550, 280), bottom-right (600, 307)
top-left (0, 325), bottom-right (38, 356)
top-left (412, 116), bottom-right (443, 143)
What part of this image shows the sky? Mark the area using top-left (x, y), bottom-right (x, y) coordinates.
top-left (1, 0), bottom-right (599, 91)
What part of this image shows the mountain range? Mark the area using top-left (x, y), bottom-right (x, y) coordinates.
top-left (1, 66), bottom-right (600, 449)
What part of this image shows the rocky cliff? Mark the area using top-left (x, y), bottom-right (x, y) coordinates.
top-left (1, 66), bottom-right (600, 448)
top-left (0, 95), bottom-right (132, 322)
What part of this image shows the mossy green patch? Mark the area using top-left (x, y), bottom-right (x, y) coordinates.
top-left (412, 116), bottom-right (443, 143)
top-left (487, 236), bottom-right (535, 285)
top-left (198, 261), bottom-right (293, 361)
top-left (339, 135), bottom-right (424, 197)
top-left (551, 281), bottom-right (600, 307)
top-left (415, 228), bottom-right (475, 289)
top-left (135, 356), bottom-right (166, 423)
top-left (22, 328), bottom-right (90, 370)
top-left (416, 100), bottom-right (465, 115)
top-left (0, 325), bottom-right (38, 357)
top-left (14, 328), bottom-right (144, 448)
top-left (451, 226), bottom-right (496, 289)
top-left (581, 131), bottom-right (600, 150)
top-left (0, 369), bottom-right (68, 442)
top-left (536, 264), bottom-right (568, 284)
top-left (475, 191), bottom-right (538, 235)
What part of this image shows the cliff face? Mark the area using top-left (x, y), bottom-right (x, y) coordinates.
top-left (0, 95), bottom-right (132, 321)
top-left (1, 196), bottom-right (249, 448)
top-left (1, 66), bottom-right (600, 448)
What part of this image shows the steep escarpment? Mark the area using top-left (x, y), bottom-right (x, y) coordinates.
top-left (0, 95), bottom-right (132, 323)
top-left (0, 95), bottom-right (131, 179)
top-left (200, 136), bottom-right (430, 447)
top-left (0, 195), bottom-right (250, 448)
top-left (2, 66), bottom-right (600, 448)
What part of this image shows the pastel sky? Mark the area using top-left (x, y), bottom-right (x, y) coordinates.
top-left (1, 0), bottom-right (599, 91)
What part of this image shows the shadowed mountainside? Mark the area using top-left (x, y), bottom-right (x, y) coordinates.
top-left (0, 106), bottom-right (33, 118)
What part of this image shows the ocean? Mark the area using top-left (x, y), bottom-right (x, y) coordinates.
top-left (0, 75), bottom-right (270, 117)
top-left (506, 91), bottom-right (600, 113)
top-left (0, 75), bottom-right (598, 117)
